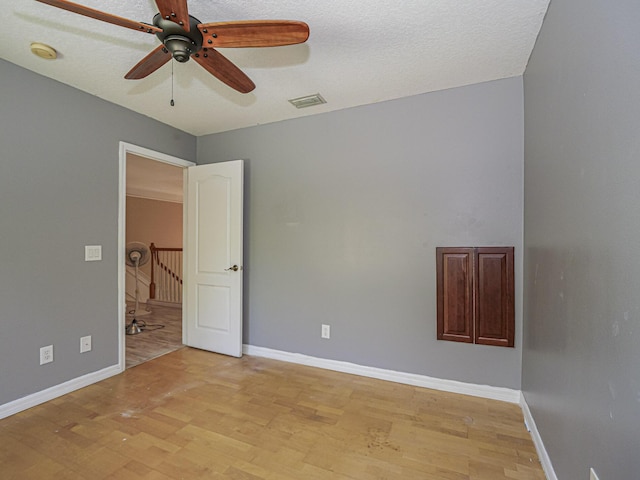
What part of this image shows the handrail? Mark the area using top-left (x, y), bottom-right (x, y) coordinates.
top-left (150, 243), bottom-right (183, 303)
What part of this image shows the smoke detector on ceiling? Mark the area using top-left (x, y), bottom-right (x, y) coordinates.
top-left (30, 42), bottom-right (57, 60)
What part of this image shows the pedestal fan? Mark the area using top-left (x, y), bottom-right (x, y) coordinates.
top-left (125, 242), bottom-right (151, 335)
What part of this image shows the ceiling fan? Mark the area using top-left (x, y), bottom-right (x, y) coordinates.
top-left (35, 0), bottom-right (310, 93)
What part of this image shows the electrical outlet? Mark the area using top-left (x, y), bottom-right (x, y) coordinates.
top-left (80, 335), bottom-right (92, 353)
top-left (590, 468), bottom-right (600, 480)
top-left (40, 345), bottom-right (53, 365)
top-left (321, 324), bottom-right (331, 339)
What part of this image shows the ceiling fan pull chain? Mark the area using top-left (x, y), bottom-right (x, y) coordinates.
top-left (170, 61), bottom-right (175, 106)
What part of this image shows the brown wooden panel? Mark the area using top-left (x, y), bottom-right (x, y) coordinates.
top-left (475, 247), bottom-right (514, 347)
top-left (436, 247), bottom-right (473, 343)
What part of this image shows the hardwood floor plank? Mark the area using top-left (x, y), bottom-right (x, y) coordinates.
top-left (125, 304), bottom-right (183, 369)
top-left (0, 348), bottom-right (545, 479)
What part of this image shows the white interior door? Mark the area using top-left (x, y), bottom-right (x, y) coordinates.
top-left (185, 160), bottom-right (243, 357)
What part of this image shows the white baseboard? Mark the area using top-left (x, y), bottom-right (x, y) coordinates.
top-left (520, 392), bottom-right (557, 480)
top-left (243, 344), bottom-right (521, 404)
top-left (0, 364), bottom-right (122, 420)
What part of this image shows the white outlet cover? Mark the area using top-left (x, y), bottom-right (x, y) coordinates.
top-left (39, 345), bottom-right (53, 365)
top-left (80, 335), bottom-right (92, 353)
top-left (321, 324), bottom-right (331, 339)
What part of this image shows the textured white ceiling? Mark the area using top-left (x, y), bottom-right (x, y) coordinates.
top-left (1, 0), bottom-right (549, 136)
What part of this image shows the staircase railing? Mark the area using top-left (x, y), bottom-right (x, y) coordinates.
top-left (149, 243), bottom-right (183, 304)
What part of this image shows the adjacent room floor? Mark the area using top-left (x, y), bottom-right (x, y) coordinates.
top-left (0, 348), bottom-right (545, 479)
top-left (125, 303), bottom-right (183, 368)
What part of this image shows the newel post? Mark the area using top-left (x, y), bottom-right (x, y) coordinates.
top-left (149, 242), bottom-right (156, 300)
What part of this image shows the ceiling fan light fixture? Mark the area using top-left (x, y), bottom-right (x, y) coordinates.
top-left (289, 93), bottom-right (327, 109)
top-left (164, 35), bottom-right (195, 62)
top-left (30, 42), bottom-right (57, 60)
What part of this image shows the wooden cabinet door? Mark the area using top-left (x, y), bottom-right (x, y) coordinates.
top-left (436, 247), bottom-right (474, 343)
top-left (475, 247), bottom-right (514, 347)
top-left (436, 246), bottom-right (514, 348)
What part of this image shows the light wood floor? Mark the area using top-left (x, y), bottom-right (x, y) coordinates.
top-left (125, 303), bottom-right (183, 369)
top-left (0, 348), bottom-right (545, 480)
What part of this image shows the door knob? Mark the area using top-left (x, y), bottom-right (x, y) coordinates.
top-left (225, 265), bottom-right (239, 272)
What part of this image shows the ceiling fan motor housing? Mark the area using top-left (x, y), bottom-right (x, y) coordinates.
top-left (153, 14), bottom-right (203, 63)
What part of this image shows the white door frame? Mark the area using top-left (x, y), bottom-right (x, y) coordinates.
top-left (118, 142), bottom-right (195, 371)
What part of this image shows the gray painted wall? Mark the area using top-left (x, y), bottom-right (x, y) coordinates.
top-left (523, 0), bottom-right (640, 477)
top-left (0, 59), bottom-right (195, 405)
top-left (198, 77), bottom-right (524, 389)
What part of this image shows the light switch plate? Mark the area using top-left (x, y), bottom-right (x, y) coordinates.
top-left (85, 245), bottom-right (102, 261)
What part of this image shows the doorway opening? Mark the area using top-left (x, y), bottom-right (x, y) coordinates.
top-left (118, 142), bottom-right (195, 370)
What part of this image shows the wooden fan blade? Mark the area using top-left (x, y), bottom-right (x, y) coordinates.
top-left (155, 0), bottom-right (190, 32)
top-left (197, 20), bottom-right (309, 48)
top-left (35, 0), bottom-right (161, 34)
top-left (192, 50), bottom-right (255, 93)
top-left (125, 45), bottom-right (171, 79)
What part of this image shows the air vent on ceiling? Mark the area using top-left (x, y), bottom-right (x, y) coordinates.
top-left (288, 93), bottom-right (326, 109)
